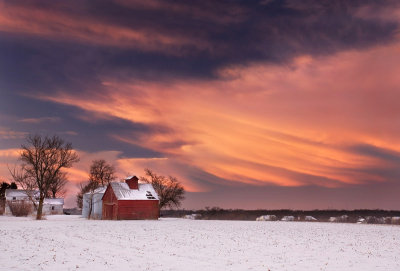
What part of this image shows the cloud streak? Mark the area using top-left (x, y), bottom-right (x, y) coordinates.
top-left (31, 41), bottom-right (400, 191)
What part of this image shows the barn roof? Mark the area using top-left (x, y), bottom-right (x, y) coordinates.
top-left (109, 182), bottom-right (159, 201)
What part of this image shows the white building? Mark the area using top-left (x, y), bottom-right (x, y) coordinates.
top-left (82, 186), bottom-right (107, 219)
top-left (304, 216), bottom-right (317, 221)
top-left (256, 215), bottom-right (277, 221)
top-left (4, 189), bottom-right (64, 215)
top-left (281, 216), bottom-right (295, 221)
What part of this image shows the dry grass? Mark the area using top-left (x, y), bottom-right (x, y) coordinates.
top-left (7, 200), bottom-right (33, 217)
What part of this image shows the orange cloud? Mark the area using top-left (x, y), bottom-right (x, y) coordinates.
top-left (31, 41), bottom-right (400, 189)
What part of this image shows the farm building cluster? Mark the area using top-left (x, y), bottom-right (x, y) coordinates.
top-left (2, 175), bottom-right (160, 220)
top-left (4, 189), bottom-right (64, 216)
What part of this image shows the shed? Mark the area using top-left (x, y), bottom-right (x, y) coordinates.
top-left (4, 189), bottom-right (64, 215)
top-left (82, 186), bottom-right (107, 219)
top-left (102, 176), bottom-right (159, 220)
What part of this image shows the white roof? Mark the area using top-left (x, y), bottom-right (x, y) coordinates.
top-left (5, 189), bottom-right (39, 198)
top-left (83, 186), bottom-right (107, 195)
top-left (109, 182), bottom-right (159, 201)
top-left (5, 189), bottom-right (63, 205)
top-left (44, 198), bottom-right (64, 205)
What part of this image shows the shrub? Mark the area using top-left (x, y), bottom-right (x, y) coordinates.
top-left (0, 199), bottom-right (5, 215)
top-left (7, 200), bottom-right (32, 216)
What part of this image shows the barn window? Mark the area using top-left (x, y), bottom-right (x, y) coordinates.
top-left (12, 197), bottom-right (16, 200)
top-left (51, 206), bottom-right (55, 210)
top-left (146, 191), bottom-right (156, 199)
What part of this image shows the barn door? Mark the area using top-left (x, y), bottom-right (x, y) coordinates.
top-left (104, 204), bottom-right (114, 220)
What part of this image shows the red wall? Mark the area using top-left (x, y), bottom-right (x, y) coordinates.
top-left (102, 185), bottom-right (159, 220)
top-left (117, 200), bottom-right (159, 220)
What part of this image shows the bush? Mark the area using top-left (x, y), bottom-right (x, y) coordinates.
top-left (0, 199), bottom-right (5, 215)
top-left (7, 200), bottom-right (32, 216)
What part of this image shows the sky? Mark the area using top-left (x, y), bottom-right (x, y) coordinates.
top-left (1, 0), bottom-right (400, 210)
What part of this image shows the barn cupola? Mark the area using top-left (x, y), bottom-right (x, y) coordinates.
top-left (125, 176), bottom-right (139, 190)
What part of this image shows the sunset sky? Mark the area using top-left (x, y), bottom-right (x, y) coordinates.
top-left (1, 0), bottom-right (400, 210)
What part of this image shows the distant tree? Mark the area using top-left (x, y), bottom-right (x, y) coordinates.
top-left (9, 135), bottom-right (79, 220)
top-left (77, 159), bottom-right (116, 219)
top-left (47, 171), bottom-right (68, 198)
top-left (140, 169), bottom-right (185, 210)
top-left (76, 182), bottom-right (92, 209)
top-left (0, 181), bottom-right (17, 214)
top-left (0, 181), bottom-right (17, 200)
top-left (89, 159), bottom-right (116, 186)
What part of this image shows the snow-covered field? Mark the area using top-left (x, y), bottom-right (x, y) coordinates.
top-left (0, 215), bottom-right (399, 271)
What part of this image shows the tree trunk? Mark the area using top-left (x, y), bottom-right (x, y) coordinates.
top-left (88, 194), bottom-right (93, 220)
top-left (36, 195), bottom-right (44, 220)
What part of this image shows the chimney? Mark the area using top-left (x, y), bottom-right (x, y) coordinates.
top-left (125, 176), bottom-right (139, 190)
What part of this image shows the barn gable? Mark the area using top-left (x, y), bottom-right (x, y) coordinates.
top-left (101, 178), bottom-right (159, 220)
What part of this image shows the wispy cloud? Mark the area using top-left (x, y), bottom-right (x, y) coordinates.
top-left (18, 117), bottom-right (60, 124)
top-left (0, 128), bottom-right (27, 139)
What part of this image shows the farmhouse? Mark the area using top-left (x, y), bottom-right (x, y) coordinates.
top-left (4, 189), bottom-right (64, 215)
top-left (102, 176), bottom-right (159, 220)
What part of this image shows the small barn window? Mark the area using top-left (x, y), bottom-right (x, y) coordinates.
top-left (12, 197), bottom-right (16, 200)
top-left (51, 206), bottom-right (55, 210)
top-left (146, 191), bottom-right (156, 199)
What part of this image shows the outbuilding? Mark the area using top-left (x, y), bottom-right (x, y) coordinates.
top-left (102, 176), bottom-right (159, 220)
top-left (82, 186), bottom-right (107, 219)
top-left (4, 189), bottom-right (64, 215)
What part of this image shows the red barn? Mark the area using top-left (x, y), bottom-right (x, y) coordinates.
top-left (102, 176), bottom-right (159, 220)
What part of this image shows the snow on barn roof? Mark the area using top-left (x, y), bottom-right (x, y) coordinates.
top-left (125, 176), bottom-right (137, 180)
top-left (109, 182), bottom-right (159, 200)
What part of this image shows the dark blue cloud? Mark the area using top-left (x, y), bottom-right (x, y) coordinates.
top-left (2, 0), bottom-right (399, 84)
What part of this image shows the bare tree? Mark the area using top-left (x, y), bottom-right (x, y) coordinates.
top-left (89, 159), bottom-right (116, 186)
top-left (11, 135), bottom-right (79, 220)
top-left (140, 168), bottom-right (185, 210)
top-left (9, 165), bottom-right (39, 210)
top-left (78, 159), bottom-right (116, 219)
top-left (0, 180), bottom-right (17, 200)
top-left (0, 180), bottom-right (17, 214)
top-left (48, 171), bottom-right (68, 198)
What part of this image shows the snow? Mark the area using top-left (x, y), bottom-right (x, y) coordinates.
top-left (0, 216), bottom-right (399, 271)
top-left (84, 186), bottom-right (107, 195)
top-left (124, 176), bottom-right (136, 180)
top-left (43, 198), bottom-right (64, 205)
top-left (110, 182), bottom-right (159, 200)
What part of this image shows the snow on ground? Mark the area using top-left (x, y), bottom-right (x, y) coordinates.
top-left (0, 215), bottom-right (399, 271)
